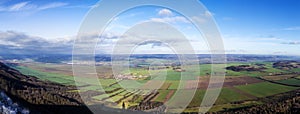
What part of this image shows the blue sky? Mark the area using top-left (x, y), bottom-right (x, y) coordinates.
top-left (0, 0), bottom-right (299, 55)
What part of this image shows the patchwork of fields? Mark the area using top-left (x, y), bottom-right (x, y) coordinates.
top-left (11, 62), bottom-right (300, 113)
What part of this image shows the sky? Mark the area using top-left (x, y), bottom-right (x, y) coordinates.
top-left (0, 0), bottom-right (300, 55)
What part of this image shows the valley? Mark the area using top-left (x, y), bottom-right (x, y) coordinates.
top-left (2, 54), bottom-right (300, 113)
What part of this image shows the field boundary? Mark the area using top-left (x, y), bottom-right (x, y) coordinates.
top-left (256, 77), bottom-right (300, 87)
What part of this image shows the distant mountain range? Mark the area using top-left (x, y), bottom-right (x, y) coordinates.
top-left (0, 54), bottom-right (299, 64)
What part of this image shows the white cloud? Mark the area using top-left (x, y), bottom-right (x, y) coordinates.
top-left (0, 31), bottom-right (117, 54)
top-left (204, 11), bottom-right (214, 17)
top-left (281, 41), bottom-right (300, 45)
top-left (191, 16), bottom-right (207, 24)
top-left (0, 1), bottom-right (68, 12)
top-left (219, 34), bottom-right (300, 55)
top-left (158, 9), bottom-right (173, 17)
top-left (258, 37), bottom-right (281, 41)
top-left (150, 16), bottom-right (190, 23)
top-left (38, 2), bottom-right (68, 10)
top-left (153, 9), bottom-right (191, 23)
top-left (1, 30), bottom-right (298, 55)
top-left (9, 2), bottom-right (30, 11)
top-left (0, 31), bottom-right (73, 54)
top-left (149, 9), bottom-right (216, 25)
top-left (0, 6), bottom-right (4, 11)
top-left (283, 27), bottom-right (300, 31)
top-left (190, 11), bottom-right (215, 24)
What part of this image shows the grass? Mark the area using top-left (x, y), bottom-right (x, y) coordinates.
top-left (195, 62), bottom-right (268, 77)
top-left (290, 68), bottom-right (300, 72)
top-left (235, 82), bottom-right (298, 97)
top-left (14, 65), bottom-right (115, 91)
top-left (111, 80), bottom-right (143, 89)
top-left (92, 94), bottom-right (109, 101)
top-left (188, 90), bottom-right (206, 107)
top-left (14, 66), bottom-right (76, 85)
top-left (184, 101), bottom-right (262, 113)
top-left (80, 85), bottom-right (104, 91)
top-left (223, 62), bottom-right (293, 77)
top-left (92, 88), bottom-right (124, 101)
top-left (99, 79), bottom-right (119, 87)
top-left (276, 78), bottom-right (300, 86)
top-left (12, 62), bottom-right (300, 112)
top-left (215, 88), bottom-right (250, 104)
top-left (165, 81), bottom-right (180, 89)
top-left (160, 82), bottom-right (172, 89)
top-left (208, 101), bottom-right (262, 112)
top-left (162, 89), bottom-right (205, 109)
top-left (188, 88), bottom-right (251, 107)
top-left (122, 68), bottom-right (150, 76)
top-left (150, 69), bottom-right (198, 81)
top-left (262, 75), bottom-right (296, 81)
top-left (257, 62), bottom-right (283, 73)
top-left (153, 90), bottom-right (172, 102)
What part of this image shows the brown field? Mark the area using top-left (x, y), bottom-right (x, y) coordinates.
top-left (164, 90), bottom-right (175, 102)
top-left (261, 75), bottom-right (297, 81)
top-left (141, 81), bottom-right (168, 89)
top-left (183, 76), bottom-right (263, 89)
top-left (22, 63), bottom-right (73, 76)
top-left (223, 76), bottom-right (263, 87)
top-left (20, 63), bottom-right (115, 78)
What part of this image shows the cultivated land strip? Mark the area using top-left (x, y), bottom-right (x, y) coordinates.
top-left (257, 77), bottom-right (300, 87)
top-left (228, 87), bottom-right (257, 99)
top-left (164, 90), bottom-right (175, 102)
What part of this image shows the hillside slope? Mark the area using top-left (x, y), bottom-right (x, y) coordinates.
top-left (0, 62), bottom-right (93, 114)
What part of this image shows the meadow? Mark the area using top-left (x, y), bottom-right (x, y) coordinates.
top-left (11, 61), bottom-right (300, 113)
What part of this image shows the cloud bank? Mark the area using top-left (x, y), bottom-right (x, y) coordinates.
top-left (0, 1), bottom-right (68, 12)
top-left (0, 31), bottom-right (120, 55)
top-left (0, 31), bottom-right (73, 55)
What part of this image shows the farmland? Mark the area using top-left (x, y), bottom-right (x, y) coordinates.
top-left (8, 59), bottom-right (300, 113)
top-left (235, 82), bottom-right (297, 98)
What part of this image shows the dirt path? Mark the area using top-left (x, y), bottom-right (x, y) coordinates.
top-left (228, 87), bottom-right (257, 99)
top-left (164, 90), bottom-right (175, 102)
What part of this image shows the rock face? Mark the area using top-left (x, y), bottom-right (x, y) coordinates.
top-left (0, 62), bottom-right (92, 114)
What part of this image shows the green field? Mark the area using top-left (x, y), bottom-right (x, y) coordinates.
top-left (153, 90), bottom-right (171, 102)
top-left (208, 101), bottom-right (262, 112)
top-left (276, 78), bottom-right (300, 86)
top-left (215, 88), bottom-right (251, 104)
top-left (14, 65), bottom-right (108, 91)
top-left (157, 87), bottom-right (252, 108)
top-left (11, 61), bottom-right (300, 113)
top-left (235, 82), bottom-right (298, 97)
top-left (223, 62), bottom-right (294, 77)
top-left (14, 66), bottom-right (76, 85)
